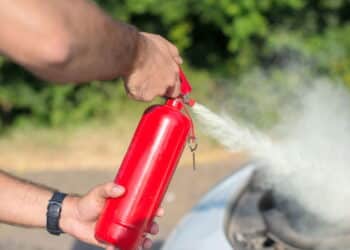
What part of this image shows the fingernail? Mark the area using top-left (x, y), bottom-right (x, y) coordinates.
top-left (112, 185), bottom-right (125, 195)
top-left (157, 208), bottom-right (165, 217)
top-left (151, 225), bottom-right (159, 234)
top-left (144, 240), bottom-right (153, 249)
top-left (178, 57), bottom-right (183, 64)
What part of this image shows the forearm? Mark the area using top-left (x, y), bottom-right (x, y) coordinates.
top-left (0, 170), bottom-right (73, 229)
top-left (0, 0), bottom-right (139, 82)
top-left (0, 171), bottom-right (54, 227)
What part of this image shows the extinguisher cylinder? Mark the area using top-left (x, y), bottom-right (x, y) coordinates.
top-left (95, 99), bottom-right (191, 250)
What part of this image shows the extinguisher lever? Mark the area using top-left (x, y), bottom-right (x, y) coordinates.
top-left (182, 101), bottom-right (198, 170)
top-left (179, 68), bottom-right (195, 107)
top-left (179, 68), bottom-right (192, 95)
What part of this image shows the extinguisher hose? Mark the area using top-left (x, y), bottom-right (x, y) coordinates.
top-left (183, 104), bottom-right (197, 148)
top-left (183, 104), bottom-right (198, 170)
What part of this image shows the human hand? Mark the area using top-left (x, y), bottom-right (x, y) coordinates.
top-left (123, 32), bottom-right (183, 101)
top-left (59, 182), bottom-right (164, 250)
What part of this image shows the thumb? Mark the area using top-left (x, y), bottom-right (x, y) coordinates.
top-left (106, 245), bottom-right (117, 250)
top-left (91, 182), bottom-right (125, 204)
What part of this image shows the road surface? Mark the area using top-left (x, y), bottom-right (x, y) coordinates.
top-left (0, 159), bottom-right (243, 250)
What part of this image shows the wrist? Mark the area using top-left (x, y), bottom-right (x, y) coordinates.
top-left (122, 30), bottom-right (147, 78)
top-left (59, 195), bottom-right (80, 235)
top-left (130, 32), bottom-right (148, 72)
top-left (114, 21), bottom-right (141, 77)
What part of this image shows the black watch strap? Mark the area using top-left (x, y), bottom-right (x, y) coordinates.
top-left (46, 191), bottom-right (67, 236)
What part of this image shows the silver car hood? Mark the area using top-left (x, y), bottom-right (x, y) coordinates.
top-left (162, 163), bottom-right (257, 250)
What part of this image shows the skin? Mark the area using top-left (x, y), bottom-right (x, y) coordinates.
top-left (0, 171), bottom-right (163, 250)
top-left (0, 0), bottom-right (182, 249)
top-left (0, 0), bottom-right (182, 101)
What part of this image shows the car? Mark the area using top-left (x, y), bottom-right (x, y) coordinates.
top-left (162, 162), bottom-right (350, 250)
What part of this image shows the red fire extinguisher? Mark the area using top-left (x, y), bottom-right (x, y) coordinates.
top-left (95, 69), bottom-right (196, 250)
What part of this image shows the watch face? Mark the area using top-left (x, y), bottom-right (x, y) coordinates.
top-left (48, 202), bottom-right (61, 216)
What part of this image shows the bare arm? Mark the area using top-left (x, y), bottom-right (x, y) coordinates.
top-left (0, 171), bottom-right (53, 227)
top-left (0, 0), bottom-right (139, 82)
top-left (0, 0), bottom-right (183, 101)
top-left (0, 171), bottom-right (162, 249)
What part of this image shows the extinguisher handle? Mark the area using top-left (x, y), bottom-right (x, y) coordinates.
top-left (179, 68), bottom-right (192, 96)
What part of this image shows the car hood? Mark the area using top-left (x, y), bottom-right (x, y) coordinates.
top-left (162, 163), bottom-right (257, 250)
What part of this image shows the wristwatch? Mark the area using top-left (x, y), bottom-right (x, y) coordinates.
top-left (46, 191), bottom-right (67, 235)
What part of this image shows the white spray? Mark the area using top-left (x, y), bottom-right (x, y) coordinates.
top-left (192, 78), bottom-right (350, 228)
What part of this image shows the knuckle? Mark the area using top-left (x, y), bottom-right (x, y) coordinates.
top-left (131, 94), bottom-right (143, 101)
top-left (130, 91), bottom-right (138, 98)
top-left (127, 84), bottom-right (143, 100)
top-left (104, 182), bottom-right (113, 191)
top-left (174, 66), bottom-right (180, 75)
top-left (168, 80), bottom-right (176, 88)
top-left (172, 45), bottom-right (180, 54)
top-left (129, 89), bottom-right (146, 101)
top-left (143, 95), bottom-right (154, 102)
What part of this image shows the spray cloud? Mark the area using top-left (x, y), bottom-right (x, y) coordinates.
top-left (192, 72), bottom-right (350, 229)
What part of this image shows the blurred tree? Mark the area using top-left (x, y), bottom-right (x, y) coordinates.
top-left (0, 0), bottom-right (350, 131)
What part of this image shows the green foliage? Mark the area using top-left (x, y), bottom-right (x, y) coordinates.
top-left (93, 0), bottom-right (350, 76)
top-left (218, 66), bottom-right (314, 129)
top-left (0, 61), bottom-right (130, 130)
top-left (1, 0), bottom-right (350, 131)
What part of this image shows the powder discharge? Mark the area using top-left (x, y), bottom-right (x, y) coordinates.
top-left (192, 81), bottom-right (350, 228)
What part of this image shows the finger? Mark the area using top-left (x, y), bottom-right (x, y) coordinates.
top-left (166, 43), bottom-right (183, 64)
top-left (128, 92), bottom-right (144, 102)
top-left (166, 41), bottom-right (180, 57)
top-left (176, 56), bottom-right (184, 65)
top-left (148, 222), bottom-right (159, 235)
top-left (125, 82), bottom-right (144, 101)
top-left (140, 92), bottom-right (156, 102)
top-left (149, 33), bottom-right (182, 65)
top-left (165, 72), bottom-right (181, 98)
top-left (156, 207), bottom-right (164, 217)
top-left (106, 245), bottom-right (117, 250)
top-left (126, 79), bottom-right (154, 102)
top-left (142, 238), bottom-right (153, 249)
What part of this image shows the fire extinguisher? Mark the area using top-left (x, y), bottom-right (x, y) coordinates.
top-left (95, 69), bottom-right (197, 250)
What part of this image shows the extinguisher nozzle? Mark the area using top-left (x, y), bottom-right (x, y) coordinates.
top-left (179, 68), bottom-right (196, 107)
top-left (179, 69), bottom-right (192, 96)
top-left (182, 94), bottom-right (196, 107)
top-left (187, 98), bottom-right (196, 107)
